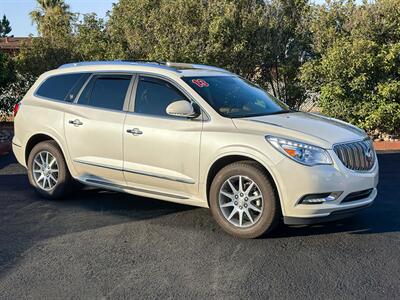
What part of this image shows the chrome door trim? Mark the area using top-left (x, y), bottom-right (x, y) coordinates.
top-left (74, 159), bottom-right (195, 184)
top-left (74, 159), bottom-right (123, 171)
top-left (124, 168), bottom-right (195, 184)
top-left (85, 178), bottom-right (189, 200)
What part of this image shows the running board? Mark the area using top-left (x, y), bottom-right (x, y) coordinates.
top-left (84, 178), bottom-right (189, 200)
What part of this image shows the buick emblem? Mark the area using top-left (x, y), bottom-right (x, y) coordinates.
top-left (365, 147), bottom-right (373, 162)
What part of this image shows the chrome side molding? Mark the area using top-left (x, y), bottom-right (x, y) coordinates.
top-left (123, 168), bottom-right (195, 184)
top-left (85, 178), bottom-right (189, 200)
top-left (74, 159), bottom-right (123, 171)
top-left (74, 159), bottom-right (195, 184)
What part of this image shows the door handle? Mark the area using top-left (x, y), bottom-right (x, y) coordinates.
top-left (127, 128), bottom-right (143, 136)
top-left (69, 119), bottom-right (83, 126)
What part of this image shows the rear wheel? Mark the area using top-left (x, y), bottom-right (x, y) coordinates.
top-left (209, 161), bottom-right (280, 238)
top-left (27, 140), bottom-right (73, 199)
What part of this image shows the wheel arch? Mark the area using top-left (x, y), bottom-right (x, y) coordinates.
top-left (24, 133), bottom-right (72, 174)
top-left (205, 153), bottom-right (283, 213)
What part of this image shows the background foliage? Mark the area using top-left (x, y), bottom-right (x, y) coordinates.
top-left (1, 0), bottom-right (399, 136)
top-left (0, 73), bottom-right (36, 120)
top-left (0, 14), bottom-right (12, 37)
top-left (300, 0), bottom-right (400, 137)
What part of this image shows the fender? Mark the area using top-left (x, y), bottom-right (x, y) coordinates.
top-left (202, 146), bottom-right (286, 215)
top-left (24, 130), bottom-right (78, 178)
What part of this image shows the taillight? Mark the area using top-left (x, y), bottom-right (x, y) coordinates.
top-left (13, 101), bottom-right (21, 117)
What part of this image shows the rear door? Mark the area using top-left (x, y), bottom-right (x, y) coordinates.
top-left (64, 73), bottom-right (134, 185)
top-left (123, 75), bottom-right (203, 199)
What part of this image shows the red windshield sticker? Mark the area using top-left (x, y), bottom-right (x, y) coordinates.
top-left (192, 79), bottom-right (209, 88)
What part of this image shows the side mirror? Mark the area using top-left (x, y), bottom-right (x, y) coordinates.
top-left (166, 100), bottom-right (199, 118)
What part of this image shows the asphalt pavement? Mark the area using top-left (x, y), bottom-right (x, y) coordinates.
top-left (0, 153), bottom-right (399, 299)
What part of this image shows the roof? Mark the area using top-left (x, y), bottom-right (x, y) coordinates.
top-left (59, 61), bottom-right (178, 72)
top-left (58, 61), bottom-right (233, 77)
top-left (0, 37), bottom-right (31, 51)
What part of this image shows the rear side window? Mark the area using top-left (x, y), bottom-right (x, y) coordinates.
top-left (135, 76), bottom-right (188, 117)
top-left (77, 75), bottom-right (132, 111)
top-left (36, 73), bottom-right (90, 102)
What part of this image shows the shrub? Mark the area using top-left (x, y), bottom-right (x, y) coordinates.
top-left (0, 52), bottom-right (15, 88)
top-left (0, 73), bottom-right (36, 121)
top-left (300, 0), bottom-right (400, 136)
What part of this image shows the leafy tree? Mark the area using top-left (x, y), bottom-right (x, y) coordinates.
top-left (0, 52), bottom-right (15, 88)
top-left (17, 0), bottom-right (75, 75)
top-left (0, 14), bottom-right (12, 37)
top-left (256, 0), bottom-right (312, 108)
top-left (107, 0), bottom-right (311, 108)
top-left (300, 0), bottom-right (400, 136)
top-left (30, 0), bottom-right (73, 38)
top-left (107, 0), bottom-right (266, 68)
top-left (16, 0), bottom-right (312, 110)
top-left (74, 13), bottom-right (109, 61)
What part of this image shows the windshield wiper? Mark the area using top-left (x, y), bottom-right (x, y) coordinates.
top-left (228, 109), bottom-right (296, 119)
top-left (267, 109), bottom-right (295, 115)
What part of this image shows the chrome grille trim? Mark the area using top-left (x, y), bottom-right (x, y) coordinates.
top-left (333, 138), bottom-right (376, 171)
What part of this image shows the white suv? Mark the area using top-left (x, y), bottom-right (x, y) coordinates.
top-left (12, 61), bottom-right (379, 238)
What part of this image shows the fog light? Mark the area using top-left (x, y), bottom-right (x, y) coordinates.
top-left (300, 192), bottom-right (342, 205)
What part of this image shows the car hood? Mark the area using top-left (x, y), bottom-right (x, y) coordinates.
top-left (232, 112), bottom-right (368, 148)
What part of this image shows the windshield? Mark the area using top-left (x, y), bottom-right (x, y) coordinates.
top-left (182, 76), bottom-right (290, 118)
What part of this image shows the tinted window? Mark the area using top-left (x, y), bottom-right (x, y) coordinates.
top-left (78, 75), bottom-right (132, 111)
top-left (182, 76), bottom-right (290, 118)
top-left (65, 73), bottom-right (91, 102)
top-left (36, 73), bottom-right (90, 102)
top-left (135, 76), bottom-right (188, 117)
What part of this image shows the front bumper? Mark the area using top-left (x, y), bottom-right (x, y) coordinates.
top-left (283, 202), bottom-right (373, 225)
top-left (272, 149), bottom-right (379, 223)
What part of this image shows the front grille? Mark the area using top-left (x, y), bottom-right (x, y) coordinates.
top-left (333, 139), bottom-right (376, 171)
top-left (341, 189), bottom-right (373, 203)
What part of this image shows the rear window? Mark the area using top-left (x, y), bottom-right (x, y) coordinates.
top-left (77, 74), bottom-right (132, 111)
top-left (36, 73), bottom-right (90, 102)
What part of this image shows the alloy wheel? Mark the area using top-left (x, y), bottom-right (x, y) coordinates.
top-left (32, 151), bottom-right (59, 191)
top-left (218, 175), bottom-right (263, 228)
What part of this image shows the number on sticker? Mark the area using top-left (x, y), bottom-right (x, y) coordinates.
top-left (192, 79), bottom-right (209, 88)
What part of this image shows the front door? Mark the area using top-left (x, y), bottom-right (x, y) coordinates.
top-left (123, 75), bottom-right (203, 198)
top-left (64, 73), bottom-right (134, 185)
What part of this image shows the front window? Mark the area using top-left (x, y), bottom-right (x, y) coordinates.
top-left (182, 76), bottom-right (290, 118)
top-left (134, 76), bottom-right (189, 117)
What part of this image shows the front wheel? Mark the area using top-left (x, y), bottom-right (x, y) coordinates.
top-left (209, 161), bottom-right (280, 238)
top-left (27, 140), bottom-right (73, 199)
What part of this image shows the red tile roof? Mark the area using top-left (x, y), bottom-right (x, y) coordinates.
top-left (0, 37), bottom-right (31, 52)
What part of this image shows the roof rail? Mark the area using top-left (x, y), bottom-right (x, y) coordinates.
top-left (165, 62), bottom-right (231, 74)
top-left (58, 60), bottom-right (181, 73)
top-left (119, 59), bottom-right (165, 65)
top-left (58, 60), bottom-right (231, 74)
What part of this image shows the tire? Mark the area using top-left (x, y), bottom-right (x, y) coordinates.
top-left (209, 161), bottom-right (280, 239)
top-left (27, 140), bottom-right (73, 199)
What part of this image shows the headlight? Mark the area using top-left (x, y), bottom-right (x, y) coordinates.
top-left (266, 136), bottom-right (332, 166)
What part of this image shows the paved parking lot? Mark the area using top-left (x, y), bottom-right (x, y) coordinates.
top-left (0, 153), bottom-right (399, 299)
